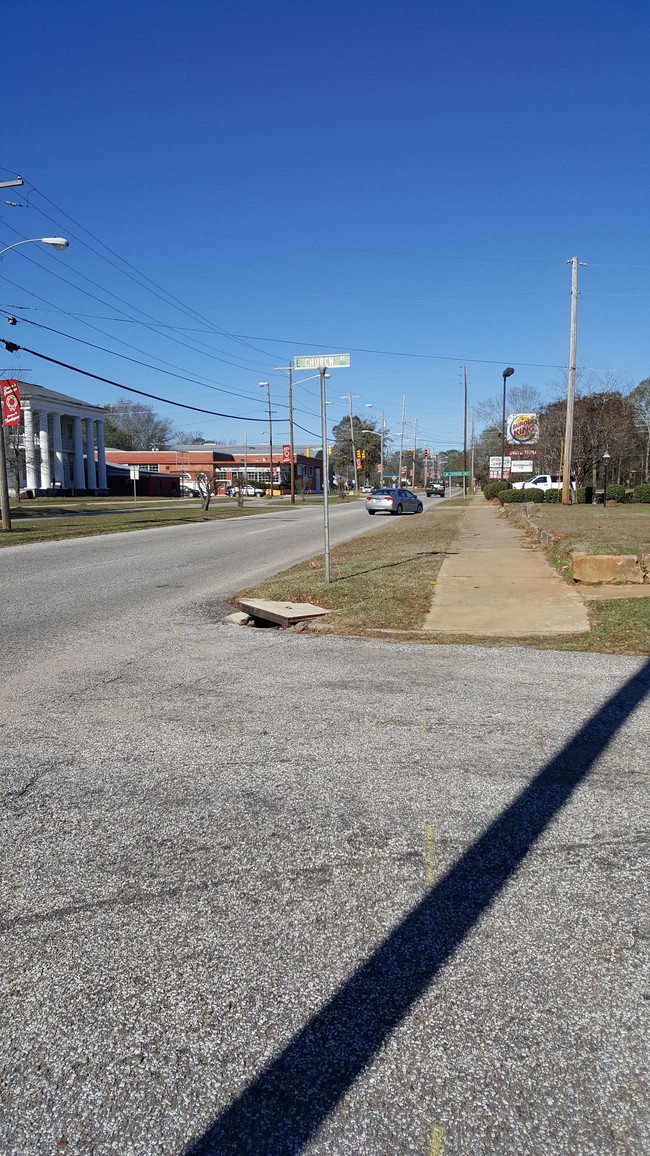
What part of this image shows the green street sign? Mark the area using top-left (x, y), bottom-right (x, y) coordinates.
top-left (294, 354), bottom-right (350, 370)
top-left (443, 471), bottom-right (470, 477)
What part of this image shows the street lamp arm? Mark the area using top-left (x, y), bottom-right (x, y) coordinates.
top-left (0, 237), bottom-right (69, 259)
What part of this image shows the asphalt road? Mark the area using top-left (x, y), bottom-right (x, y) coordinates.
top-left (1, 501), bottom-right (648, 1155)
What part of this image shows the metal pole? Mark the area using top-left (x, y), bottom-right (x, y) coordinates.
top-left (0, 405), bottom-right (12, 531)
top-left (288, 363), bottom-right (295, 504)
top-left (562, 257), bottom-right (580, 505)
top-left (348, 394), bottom-right (358, 495)
top-left (463, 365), bottom-right (468, 497)
top-left (412, 418), bottom-right (417, 488)
top-left (320, 367), bottom-right (331, 583)
top-left (244, 429), bottom-right (248, 486)
top-left (398, 395), bottom-right (405, 485)
top-left (267, 384), bottom-right (274, 499)
top-left (500, 374), bottom-right (507, 480)
top-left (380, 412), bottom-right (384, 487)
top-left (501, 368), bottom-right (514, 480)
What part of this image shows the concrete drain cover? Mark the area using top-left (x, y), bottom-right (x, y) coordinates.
top-left (237, 598), bottom-right (330, 628)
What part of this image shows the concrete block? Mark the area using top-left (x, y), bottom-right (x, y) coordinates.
top-left (223, 611), bottom-right (252, 626)
top-left (642, 554), bottom-right (650, 582)
top-left (571, 552), bottom-right (643, 585)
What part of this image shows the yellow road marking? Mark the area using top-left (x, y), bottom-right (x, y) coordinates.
top-left (425, 823), bottom-right (436, 888)
top-left (430, 1124), bottom-right (445, 1155)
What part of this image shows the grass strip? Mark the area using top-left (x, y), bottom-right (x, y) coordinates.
top-left (239, 505), bottom-right (467, 634)
top-left (0, 502), bottom-right (278, 548)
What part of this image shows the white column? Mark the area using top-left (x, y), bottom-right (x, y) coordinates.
top-left (39, 411), bottom-right (52, 489)
top-left (24, 406), bottom-right (38, 491)
top-left (72, 416), bottom-right (86, 489)
top-left (52, 412), bottom-right (64, 486)
top-left (85, 418), bottom-right (97, 489)
top-left (95, 418), bottom-right (107, 490)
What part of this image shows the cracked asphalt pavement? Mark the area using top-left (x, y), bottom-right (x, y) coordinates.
top-left (1, 517), bottom-right (648, 1154)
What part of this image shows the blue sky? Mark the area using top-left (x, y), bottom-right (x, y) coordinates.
top-left (2, 0), bottom-right (648, 454)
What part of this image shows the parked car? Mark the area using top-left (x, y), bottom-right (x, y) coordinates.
top-left (180, 484), bottom-right (200, 497)
top-left (511, 474), bottom-right (576, 492)
top-left (426, 480), bottom-right (445, 497)
top-left (360, 485), bottom-right (375, 493)
top-left (366, 487), bottom-right (424, 515)
top-left (229, 484), bottom-right (266, 497)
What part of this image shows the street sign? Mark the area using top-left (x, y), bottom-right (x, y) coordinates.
top-left (129, 466), bottom-right (140, 480)
top-left (443, 471), bottom-right (470, 477)
top-left (294, 354), bottom-right (350, 369)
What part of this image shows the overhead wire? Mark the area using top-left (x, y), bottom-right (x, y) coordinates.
top-left (0, 336), bottom-right (269, 422)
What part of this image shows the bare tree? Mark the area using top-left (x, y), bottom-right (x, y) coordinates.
top-left (629, 379), bottom-right (650, 481)
top-left (196, 471), bottom-right (218, 511)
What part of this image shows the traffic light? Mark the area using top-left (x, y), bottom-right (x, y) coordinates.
top-left (424, 448), bottom-right (429, 457)
top-left (306, 447), bottom-right (310, 457)
top-left (407, 449), bottom-right (413, 457)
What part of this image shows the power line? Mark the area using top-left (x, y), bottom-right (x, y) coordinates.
top-left (0, 337), bottom-right (268, 422)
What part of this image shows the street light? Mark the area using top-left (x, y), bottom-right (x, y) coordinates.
top-left (602, 450), bottom-right (610, 504)
top-left (258, 381), bottom-right (274, 498)
top-left (0, 236), bottom-right (70, 531)
top-left (0, 237), bottom-right (69, 258)
top-left (501, 367), bottom-right (515, 480)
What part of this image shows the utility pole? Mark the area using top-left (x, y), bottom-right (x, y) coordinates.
top-left (470, 407), bottom-right (476, 493)
top-left (244, 429), bottom-right (248, 486)
top-left (273, 363), bottom-right (297, 502)
top-left (380, 412), bottom-right (385, 487)
top-left (463, 365), bottom-right (468, 498)
top-left (340, 393), bottom-right (360, 494)
top-left (398, 395), bottom-right (406, 485)
top-left (0, 403), bottom-right (11, 531)
top-left (412, 418), bottom-right (417, 489)
top-left (562, 257), bottom-right (585, 505)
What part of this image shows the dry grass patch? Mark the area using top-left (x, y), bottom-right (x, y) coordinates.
top-left (238, 506), bottom-right (466, 634)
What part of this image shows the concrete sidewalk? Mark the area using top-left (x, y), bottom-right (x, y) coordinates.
top-left (424, 496), bottom-right (590, 636)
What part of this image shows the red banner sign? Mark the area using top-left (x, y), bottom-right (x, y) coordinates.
top-left (282, 444), bottom-right (291, 463)
top-left (1, 379), bottom-right (21, 427)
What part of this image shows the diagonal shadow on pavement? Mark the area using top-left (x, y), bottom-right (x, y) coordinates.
top-left (186, 658), bottom-right (650, 1156)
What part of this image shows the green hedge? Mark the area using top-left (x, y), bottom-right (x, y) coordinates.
top-left (577, 486), bottom-right (593, 504)
top-left (483, 480), bottom-right (511, 500)
top-left (633, 483), bottom-right (650, 503)
top-left (499, 487), bottom-right (544, 504)
top-left (605, 483), bottom-right (626, 503)
top-left (544, 489), bottom-right (560, 502)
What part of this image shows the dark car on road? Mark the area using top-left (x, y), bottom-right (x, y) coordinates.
top-left (426, 480), bottom-right (445, 497)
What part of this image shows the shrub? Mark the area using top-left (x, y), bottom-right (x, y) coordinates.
top-left (544, 489), bottom-right (560, 502)
top-left (484, 480), bottom-right (511, 500)
top-left (605, 483), bottom-right (626, 503)
top-left (499, 487), bottom-right (543, 504)
top-left (633, 483), bottom-right (650, 503)
top-left (577, 486), bottom-right (593, 504)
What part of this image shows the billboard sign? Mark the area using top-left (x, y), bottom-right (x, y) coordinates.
top-left (1, 378), bottom-right (21, 427)
top-left (507, 413), bottom-right (539, 445)
top-left (511, 460), bottom-right (534, 473)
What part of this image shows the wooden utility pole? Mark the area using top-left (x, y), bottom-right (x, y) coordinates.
top-left (470, 407), bottom-right (476, 493)
top-left (562, 257), bottom-right (584, 505)
top-left (412, 418), bottom-right (417, 488)
top-left (287, 363), bottom-right (295, 503)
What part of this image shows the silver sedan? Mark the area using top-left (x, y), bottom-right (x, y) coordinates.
top-left (365, 487), bottom-right (424, 515)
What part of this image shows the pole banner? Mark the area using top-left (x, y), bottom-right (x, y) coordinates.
top-left (1, 379), bottom-right (21, 426)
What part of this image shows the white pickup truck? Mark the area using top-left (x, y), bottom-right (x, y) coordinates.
top-left (511, 474), bottom-right (575, 492)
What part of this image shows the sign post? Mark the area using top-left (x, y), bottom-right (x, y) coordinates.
top-left (296, 355), bottom-right (350, 583)
top-left (129, 465), bottom-right (140, 504)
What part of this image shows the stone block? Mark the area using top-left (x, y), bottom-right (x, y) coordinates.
top-left (571, 552), bottom-right (643, 585)
top-left (642, 554), bottom-right (650, 582)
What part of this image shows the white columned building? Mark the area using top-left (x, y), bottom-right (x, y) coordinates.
top-left (8, 382), bottom-right (108, 495)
